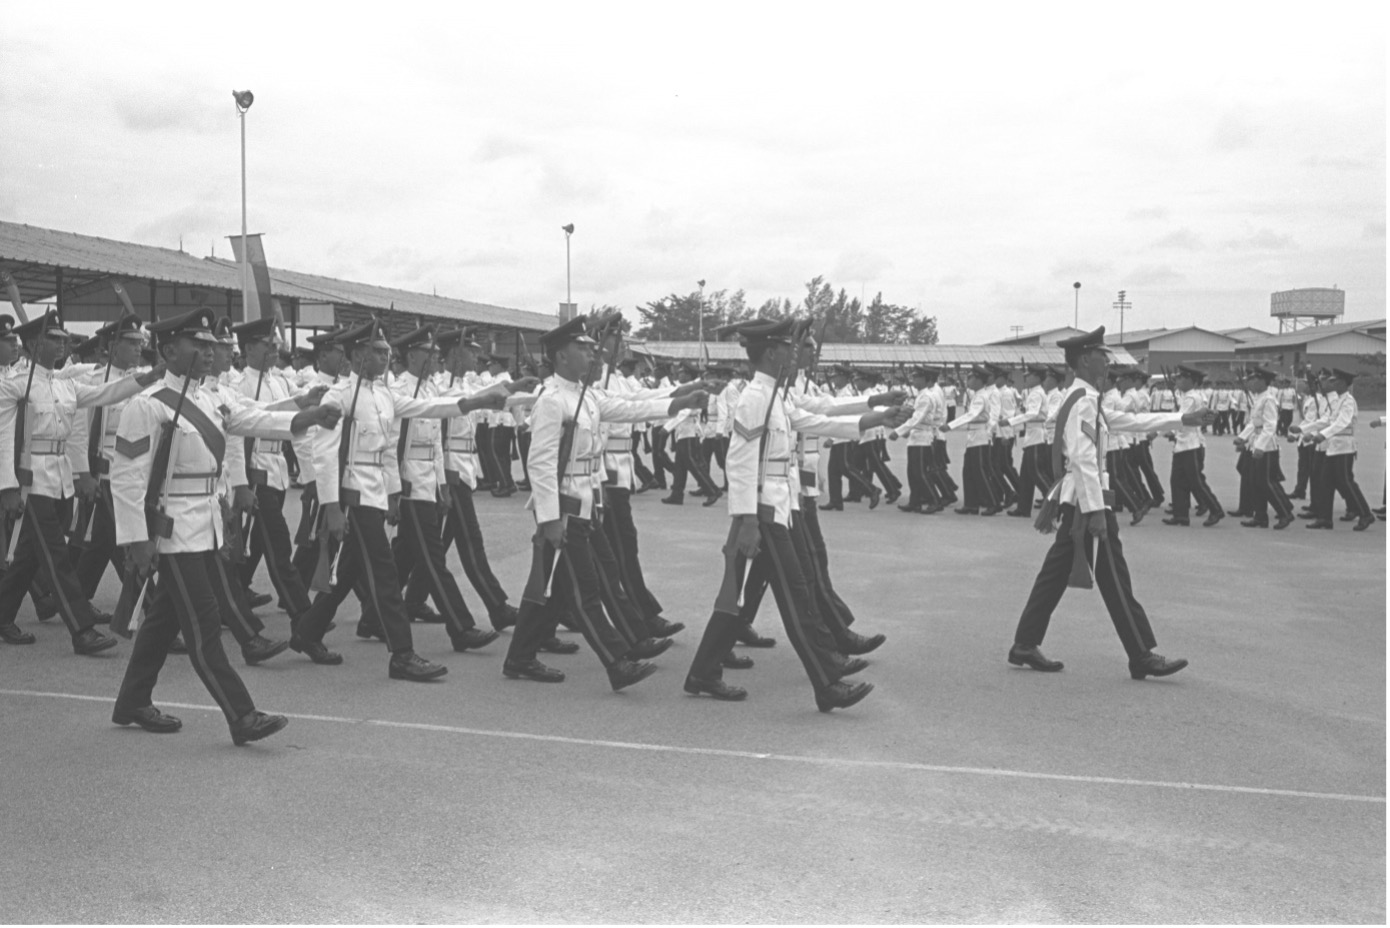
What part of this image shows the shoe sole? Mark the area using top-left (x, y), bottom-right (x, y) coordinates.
top-left (610, 663), bottom-right (658, 692)
top-left (1130, 659), bottom-right (1189, 680)
top-left (112, 713), bottom-right (182, 733)
top-left (633, 640), bottom-right (674, 659)
top-left (453, 631), bottom-right (501, 651)
top-left (389, 666), bottom-right (449, 681)
top-left (244, 640), bottom-right (292, 665)
top-left (817, 682), bottom-right (874, 713)
top-left (683, 679), bottom-right (748, 701)
top-left (502, 666), bottom-right (565, 682)
top-left (75, 637), bottom-right (119, 656)
top-left (1007, 653), bottom-right (1064, 672)
top-left (232, 716), bottom-right (288, 746)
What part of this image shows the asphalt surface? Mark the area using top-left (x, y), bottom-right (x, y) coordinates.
top-left (1, 429), bottom-right (1384, 923)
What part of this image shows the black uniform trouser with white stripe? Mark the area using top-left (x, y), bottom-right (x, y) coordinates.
top-left (506, 517), bottom-right (630, 669)
top-left (630, 434), bottom-right (656, 486)
top-left (905, 446), bottom-right (942, 509)
top-left (1013, 444), bottom-right (1043, 513)
top-left (934, 439), bottom-right (957, 495)
top-left (1169, 448), bottom-right (1221, 519)
top-left (0, 495), bottom-right (99, 635)
top-left (688, 517), bottom-right (841, 695)
top-left (650, 427), bottom-right (673, 487)
top-left (960, 444), bottom-right (998, 510)
top-left (492, 425), bottom-right (517, 491)
top-left (115, 551), bottom-right (256, 724)
top-left (75, 482), bottom-right (125, 599)
top-left (295, 506), bottom-right (415, 654)
top-left (1313, 453), bottom-right (1372, 520)
top-left (861, 441), bottom-right (900, 494)
top-left (435, 481), bottom-right (512, 622)
top-left (588, 506), bottom-right (652, 646)
top-left (1249, 450), bottom-right (1293, 522)
top-left (241, 486), bottom-right (313, 619)
top-left (1293, 443), bottom-right (1314, 496)
top-left (669, 437), bottom-right (719, 499)
top-left (1014, 505), bottom-right (1157, 661)
top-left (387, 498), bottom-right (478, 643)
top-left (1135, 440), bottom-right (1165, 502)
top-left (992, 438), bottom-right (1019, 500)
top-left (602, 485), bottom-right (662, 618)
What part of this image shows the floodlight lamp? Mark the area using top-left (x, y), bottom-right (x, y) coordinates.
top-left (697, 279), bottom-right (706, 288)
top-left (1073, 281), bottom-right (1081, 289)
top-left (233, 90), bottom-right (254, 111)
top-left (561, 223), bottom-right (575, 235)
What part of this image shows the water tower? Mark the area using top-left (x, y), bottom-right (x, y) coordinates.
top-left (1270, 287), bottom-right (1344, 333)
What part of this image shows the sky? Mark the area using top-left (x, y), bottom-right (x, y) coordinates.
top-left (1, 1), bottom-right (1384, 343)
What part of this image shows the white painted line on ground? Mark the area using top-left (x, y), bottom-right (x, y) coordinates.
top-left (4, 688), bottom-right (1383, 805)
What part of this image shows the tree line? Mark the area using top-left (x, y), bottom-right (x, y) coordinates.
top-left (624, 276), bottom-right (938, 345)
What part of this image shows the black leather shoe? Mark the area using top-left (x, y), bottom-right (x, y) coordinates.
top-left (388, 651), bottom-right (448, 682)
top-left (230, 710), bottom-right (289, 746)
top-left (1240, 519), bottom-right (1268, 528)
top-left (684, 676), bottom-right (747, 700)
top-left (112, 705), bottom-right (182, 733)
top-left (646, 616), bottom-right (685, 638)
top-left (608, 658), bottom-right (657, 691)
top-left (897, 503), bottom-right (921, 513)
top-left (408, 603), bottom-right (443, 623)
top-left (1130, 504), bottom-right (1150, 526)
top-left (702, 490), bottom-right (724, 508)
top-left (91, 610), bottom-right (112, 625)
top-left (538, 636), bottom-right (580, 655)
top-left (0, 624), bottom-right (36, 645)
top-left (661, 495), bottom-right (684, 505)
top-left (630, 637), bottom-right (673, 659)
top-left (815, 681), bottom-right (874, 713)
top-left (1227, 509), bottom-right (1248, 517)
top-left (980, 506), bottom-right (1002, 516)
top-left (868, 487), bottom-right (882, 510)
top-left (1161, 517), bottom-right (1190, 526)
top-left (356, 621), bottom-right (385, 641)
top-left (1340, 512), bottom-right (1359, 522)
top-left (248, 592), bottom-right (274, 610)
top-left (690, 488), bottom-right (707, 497)
top-left (168, 635), bottom-right (187, 654)
top-left (1354, 516), bottom-right (1376, 532)
top-left (818, 503), bottom-right (843, 511)
top-left (490, 605), bottom-right (519, 632)
top-left (1305, 520), bottom-right (1334, 530)
top-left (73, 628), bottom-right (118, 656)
top-left (884, 490), bottom-right (901, 505)
top-left (1273, 514), bottom-right (1295, 530)
top-left (1007, 643), bottom-right (1063, 672)
top-left (1007, 509), bottom-right (1031, 517)
top-left (503, 659), bottom-right (565, 682)
top-left (831, 656), bottom-right (869, 678)
top-left (954, 507), bottom-right (979, 515)
top-left (1202, 511), bottom-right (1224, 527)
top-left (840, 631), bottom-right (886, 655)
top-left (451, 628), bottom-right (500, 651)
top-left (243, 635), bottom-right (290, 665)
top-left (290, 637), bottom-right (343, 665)
top-left (735, 628), bottom-right (776, 648)
top-left (721, 652), bottom-right (754, 669)
top-left (1129, 652), bottom-right (1188, 680)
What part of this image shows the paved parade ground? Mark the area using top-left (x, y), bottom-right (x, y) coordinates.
top-left (1, 432), bottom-right (1384, 924)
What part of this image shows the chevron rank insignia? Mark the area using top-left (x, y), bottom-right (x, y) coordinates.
top-left (732, 420), bottom-right (766, 441)
top-left (115, 435), bottom-right (150, 459)
top-left (1081, 421), bottom-right (1097, 444)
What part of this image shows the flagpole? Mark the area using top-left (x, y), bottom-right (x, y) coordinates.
top-left (234, 90), bottom-right (254, 322)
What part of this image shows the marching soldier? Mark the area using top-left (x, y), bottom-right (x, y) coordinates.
top-left (1234, 367), bottom-right (1295, 529)
top-left (989, 366), bottom-right (1021, 507)
top-left (501, 316), bottom-right (708, 689)
top-left (1292, 368), bottom-right (1375, 531)
top-left (109, 308), bottom-right (337, 742)
top-left (661, 363), bottom-right (722, 506)
top-left (289, 320), bottom-right (512, 679)
top-left (1161, 366), bottom-right (1224, 527)
top-left (1128, 372), bottom-right (1166, 507)
top-left (1009, 327), bottom-right (1211, 679)
top-left (821, 365), bottom-right (878, 510)
top-left (0, 309), bottom-right (163, 651)
top-left (942, 366), bottom-right (1003, 515)
top-left (1008, 367), bottom-right (1049, 517)
top-left (290, 328), bottom-right (347, 587)
top-left (683, 318), bottom-right (907, 710)
top-left (891, 366), bottom-right (945, 513)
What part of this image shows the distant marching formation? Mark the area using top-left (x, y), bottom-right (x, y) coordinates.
top-left (0, 309), bottom-right (1381, 747)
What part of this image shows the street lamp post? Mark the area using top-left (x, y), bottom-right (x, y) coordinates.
top-left (697, 278), bottom-right (706, 348)
top-left (233, 89), bottom-right (254, 321)
top-left (561, 223), bottom-right (575, 320)
top-left (1073, 281), bottom-right (1081, 329)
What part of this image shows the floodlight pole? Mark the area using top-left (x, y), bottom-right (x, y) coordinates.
top-left (697, 279), bottom-right (706, 349)
top-left (565, 228), bottom-right (572, 306)
top-left (1073, 281), bottom-right (1081, 329)
top-left (237, 97), bottom-right (252, 322)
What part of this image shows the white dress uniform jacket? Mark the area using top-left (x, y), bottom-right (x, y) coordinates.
top-left (1054, 382), bottom-right (1183, 515)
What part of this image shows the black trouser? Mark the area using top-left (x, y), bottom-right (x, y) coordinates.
top-left (905, 445), bottom-right (941, 510)
top-left (992, 438), bottom-right (1019, 500)
top-left (492, 425), bottom-right (517, 491)
top-left (295, 506), bottom-right (414, 654)
top-left (211, 549), bottom-right (264, 646)
top-left (961, 444), bottom-right (999, 510)
top-left (688, 517), bottom-right (841, 696)
top-left (1313, 453), bottom-right (1371, 520)
top-left (630, 434), bottom-right (655, 487)
top-left (669, 436), bottom-right (719, 499)
top-left (291, 484), bottom-right (321, 589)
top-left (241, 485), bottom-right (313, 619)
top-left (475, 422), bottom-right (497, 486)
top-left (1105, 450), bottom-right (1145, 513)
top-left (861, 441), bottom-right (900, 494)
top-left (933, 439), bottom-right (958, 496)
top-left (1277, 408), bottom-right (1293, 436)
top-left (507, 517), bottom-right (631, 669)
top-left (602, 485), bottom-right (662, 618)
top-left (517, 430), bottom-right (531, 485)
top-left (435, 480), bottom-right (512, 622)
top-left (115, 551), bottom-right (256, 724)
top-left (1035, 441), bottom-right (1055, 489)
top-left (1293, 443), bottom-right (1314, 496)
top-left (650, 427), bottom-right (673, 488)
top-left (826, 442), bottom-right (874, 506)
top-left (845, 443), bottom-right (869, 500)
top-left (75, 482), bottom-right (125, 599)
top-left (1169, 448), bottom-right (1221, 519)
top-left (702, 436), bottom-right (728, 488)
top-left (1124, 447), bottom-right (1155, 509)
top-left (1013, 444), bottom-right (1043, 513)
top-left (1250, 450), bottom-right (1293, 522)
top-left (1134, 441), bottom-right (1165, 502)
top-left (587, 505), bottom-right (652, 646)
top-left (1234, 449), bottom-right (1255, 517)
top-left (389, 497), bottom-right (478, 642)
top-left (1014, 505), bottom-right (1157, 661)
top-left (0, 494), bottom-right (98, 635)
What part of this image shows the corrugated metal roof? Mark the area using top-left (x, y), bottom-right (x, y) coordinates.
top-left (1232, 319), bottom-right (1386, 351)
top-left (1218, 326), bottom-right (1275, 341)
top-left (987, 326), bottom-right (1087, 345)
top-left (635, 341), bottom-right (1136, 366)
top-left (0, 220), bottom-right (555, 331)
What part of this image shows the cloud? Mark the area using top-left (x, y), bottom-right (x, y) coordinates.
top-left (361, 244), bottom-right (447, 284)
top-left (1126, 206), bottom-right (1169, 221)
top-left (473, 135), bottom-right (533, 163)
top-left (1149, 228), bottom-right (1203, 250)
top-left (538, 158), bottom-right (605, 203)
top-left (938, 273), bottom-right (966, 287)
top-left (113, 91), bottom-right (216, 134)
top-left (1223, 228), bottom-right (1296, 250)
top-left (832, 250), bottom-right (892, 283)
top-left (1211, 108), bottom-right (1258, 151)
top-left (129, 202), bottom-right (224, 247)
top-left (1302, 154), bottom-right (1372, 171)
top-left (1049, 258), bottom-right (1111, 280)
top-left (1126, 263), bottom-right (1186, 286)
top-left (1363, 221), bottom-right (1385, 240)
